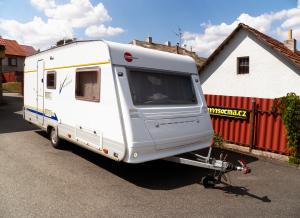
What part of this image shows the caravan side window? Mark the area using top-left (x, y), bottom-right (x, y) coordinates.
top-left (47, 71), bottom-right (56, 89)
top-left (75, 67), bottom-right (100, 102)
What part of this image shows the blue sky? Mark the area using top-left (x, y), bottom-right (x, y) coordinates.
top-left (0, 0), bottom-right (299, 56)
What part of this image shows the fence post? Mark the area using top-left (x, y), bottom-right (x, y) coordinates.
top-left (249, 99), bottom-right (256, 150)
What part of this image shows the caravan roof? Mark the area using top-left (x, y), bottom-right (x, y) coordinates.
top-left (26, 40), bottom-right (197, 74)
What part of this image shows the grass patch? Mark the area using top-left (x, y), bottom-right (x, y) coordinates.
top-left (2, 82), bottom-right (22, 93)
top-left (289, 156), bottom-right (300, 166)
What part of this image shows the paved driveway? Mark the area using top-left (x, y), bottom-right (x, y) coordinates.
top-left (0, 94), bottom-right (299, 218)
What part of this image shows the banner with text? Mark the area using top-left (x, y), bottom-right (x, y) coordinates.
top-left (208, 106), bottom-right (249, 119)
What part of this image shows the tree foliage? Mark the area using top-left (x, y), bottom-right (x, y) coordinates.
top-left (272, 93), bottom-right (300, 164)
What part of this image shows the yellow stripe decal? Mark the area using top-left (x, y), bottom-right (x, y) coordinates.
top-left (25, 70), bottom-right (37, 73)
top-left (24, 60), bottom-right (110, 73)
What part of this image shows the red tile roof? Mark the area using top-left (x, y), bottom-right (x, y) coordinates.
top-left (0, 38), bottom-right (35, 57)
top-left (0, 38), bottom-right (26, 56)
top-left (200, 23), bottom-right (300, 71)
top-left (0, 38), bottom-right (6, 45)
top-left (20, 44), bottom-right (36, 56)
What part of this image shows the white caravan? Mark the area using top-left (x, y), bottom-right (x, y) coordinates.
top-left (23, 40), bottom-right (214, 163)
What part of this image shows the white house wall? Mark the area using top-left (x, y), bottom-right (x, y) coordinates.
top-left (200, 30), bottom-right (300, 99)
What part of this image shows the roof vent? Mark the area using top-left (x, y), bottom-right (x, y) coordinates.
top-left (284, 29), bottom-right (297, 52)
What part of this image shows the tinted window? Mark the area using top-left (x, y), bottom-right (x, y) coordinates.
top-left (47, 71), bottom-right (56, 89)
top-left (75, 68), bottom-right (100, 102)
top-left (128, 70), bottom-right (197, 105)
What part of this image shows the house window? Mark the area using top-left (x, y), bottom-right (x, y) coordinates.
top-left (47, 71), bottom-right (56, 89)
top-left (75, 67), bottom-right (100, 102)
top-left (8, 57), bottom-right (17, 66)
top-left (237, 57), bottom-right (249, 74)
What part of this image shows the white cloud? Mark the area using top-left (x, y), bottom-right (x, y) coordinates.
top-left (40, 0), bottom-right (111, 28)
top-left (0, 17), bottom-right (73, 49)
top-left (183, 2), bottom-right (300, 57)
top-left (85, 24), bottom-right (124, 37)
top-left (30, 0), bottom-right (56, 11)
top-left (280, 8), bottom-right (300, 29)
top-left (0, 0), bottom-right (124, 49)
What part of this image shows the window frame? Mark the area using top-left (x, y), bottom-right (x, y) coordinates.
top-left (237, 56), bottom-right (249, 74)
top-left (8, 57), bottom-right (17, 66)
top-left (46, 71), bottom-right (56, 89)
top-left (75, 66), bottom-right (101, 102)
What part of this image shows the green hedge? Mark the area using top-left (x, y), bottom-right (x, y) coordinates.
top-left (272, 93), bottom-right (300, 165)
top-left (2, 82), bottom-right (22, 93)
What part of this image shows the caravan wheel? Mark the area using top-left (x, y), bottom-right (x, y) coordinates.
top-left (50, 127), bottom-right (61, 149)
top-left (201, 175), bottom-right (216, 188)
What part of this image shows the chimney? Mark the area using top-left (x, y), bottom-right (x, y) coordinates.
top-left (176, 43), bottom-right (179, 54)
top-left (284, 29), bottom-right (297, 52)
top-left (146, 36), bottom-right (152, 44)
top-left (165, 41), bottom-right (171, 46)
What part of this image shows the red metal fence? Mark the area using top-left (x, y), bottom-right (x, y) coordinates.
top-left (205, 94), bottom-right (288, 154)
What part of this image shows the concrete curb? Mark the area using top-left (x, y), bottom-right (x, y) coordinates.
top-left (222, 143), bottom-right (289, 162)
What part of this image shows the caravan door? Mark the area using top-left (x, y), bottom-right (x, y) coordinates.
top-left (37, 60), bottom-right (44, 125)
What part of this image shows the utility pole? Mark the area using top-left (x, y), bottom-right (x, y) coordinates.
top-left (0, 44), bottom-right (5, 104)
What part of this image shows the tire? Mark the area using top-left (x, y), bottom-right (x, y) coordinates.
top-left (50, 127), bottom-right (61, 149)
top-left (201, 175), bottom-right (215, 188)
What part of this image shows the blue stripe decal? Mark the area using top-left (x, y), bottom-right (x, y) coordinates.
top-left (25, 108), bottom-right (58, 121)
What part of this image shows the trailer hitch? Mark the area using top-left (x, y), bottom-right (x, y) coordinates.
top-left (236, 159), bottom-right (251, 174)
top-left (164, 147), bottom-right (251, 188)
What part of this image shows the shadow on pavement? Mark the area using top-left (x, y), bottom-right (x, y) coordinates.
top-left (0, 94), bottom-right (38, 134)
top-left (70, 143), bottom-right (268, 203)
top-left (38, 130), bottom-right (266, 203)
top-left (215, 184), bottom-right (271, 202)
top-left (37, 130), bottom-right (211, 189)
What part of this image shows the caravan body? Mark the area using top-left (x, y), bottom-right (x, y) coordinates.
top-left (24, 40), bottom-right (213, 163)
